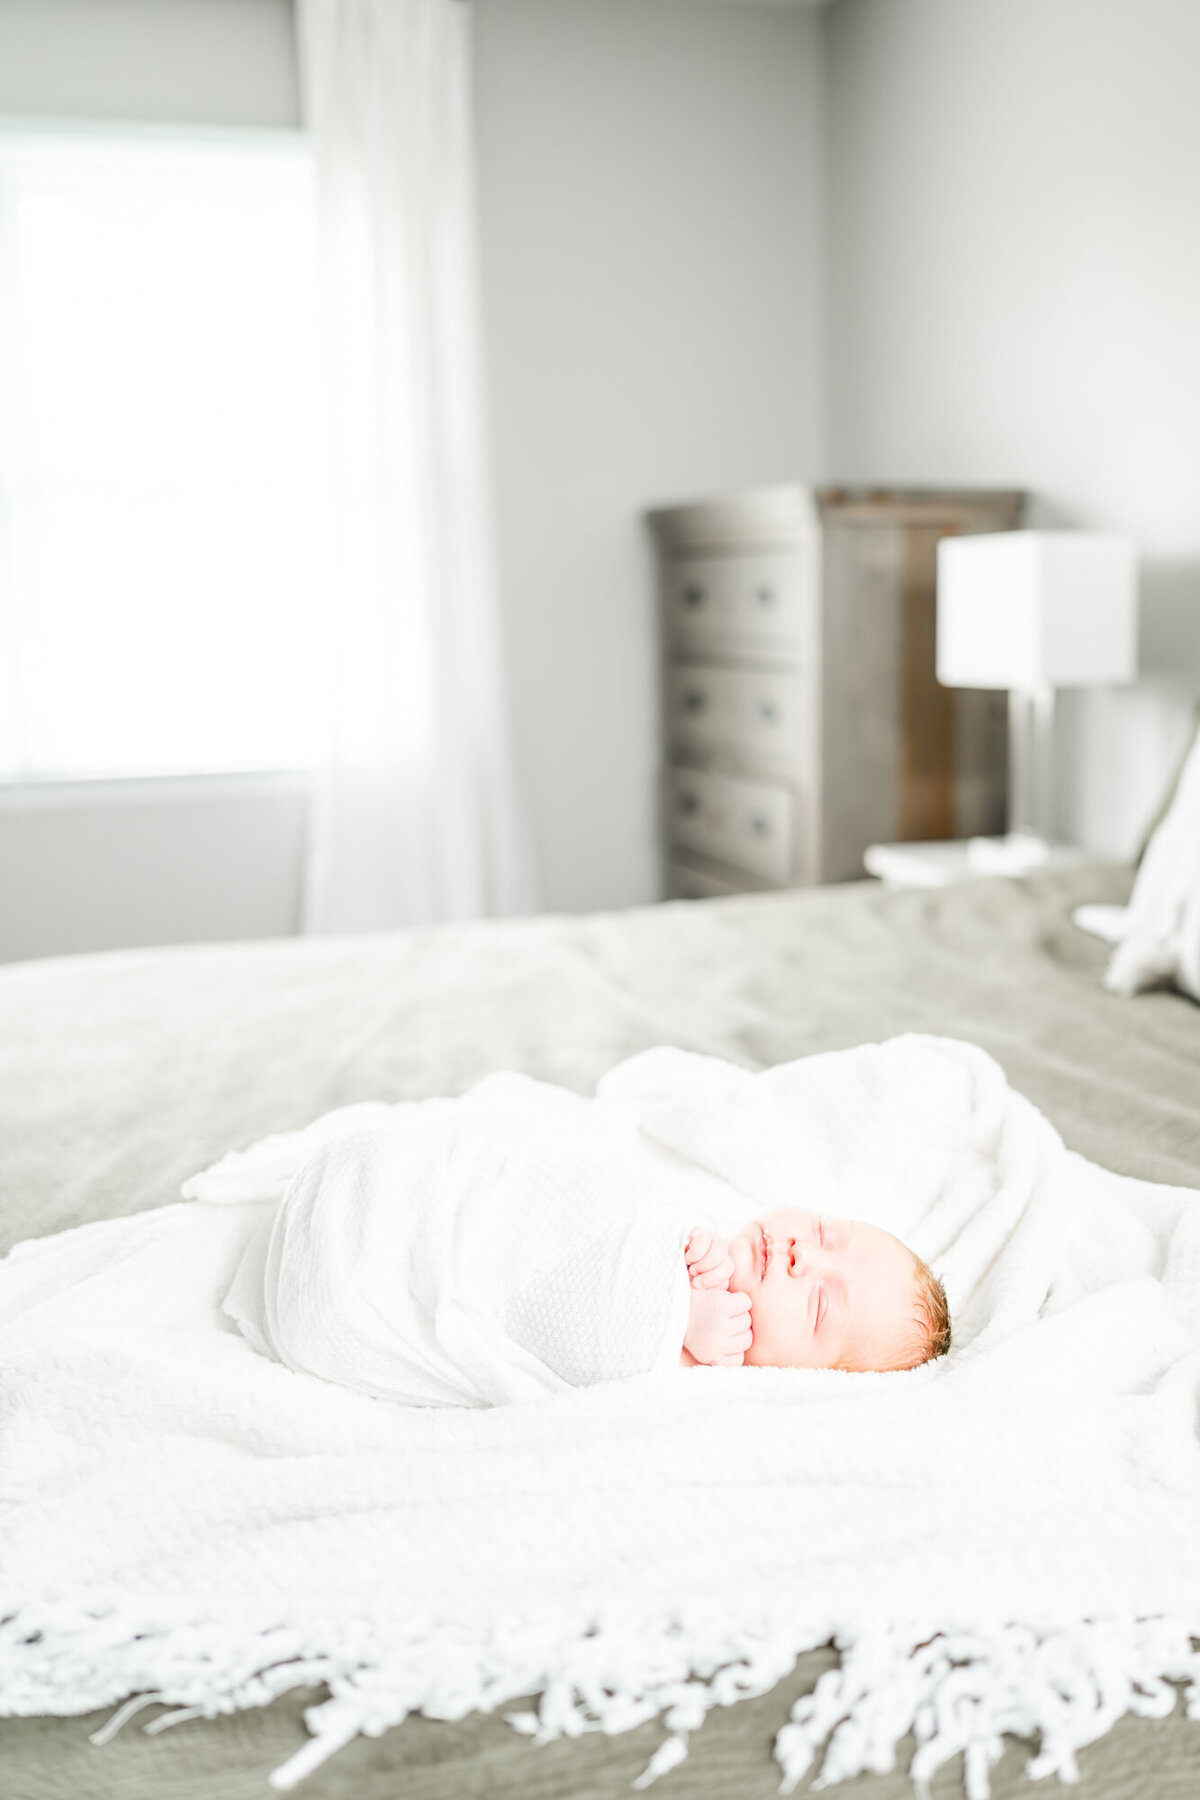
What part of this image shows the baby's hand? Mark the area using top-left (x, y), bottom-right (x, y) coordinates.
top-left (683, 1284), bottom-right (752, 1368)
top-left (684, 1227), bottom-right (734, 1290)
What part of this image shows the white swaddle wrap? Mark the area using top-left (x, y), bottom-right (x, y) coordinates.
top-left (183, 1071), bottom-right (738, 1406)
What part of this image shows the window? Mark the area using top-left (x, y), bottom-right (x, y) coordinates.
top-left (0, 127), bottom-right (328, 780)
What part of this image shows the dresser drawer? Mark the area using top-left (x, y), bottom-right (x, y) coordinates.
top-left (664, 557), bottom-right (730, 641)
top-left (665, 665), bottom-right (804, 774)
top-left (724, 552), bottom-right (805, 647)
top-left (665, 766), bottom-right (795, 883)
top-left (664, 551), bottom-right (807, 656)
top-left (665, 858), bottom-right (773, 900)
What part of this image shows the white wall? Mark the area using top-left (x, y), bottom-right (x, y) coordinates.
top-left (474, 0), bottom-right (824, 911)
top-left (823, 0), bottom-right (1200, 857)
top-left (0, 776), bottom-right (308, 962)
top-left (0, 0), bottom-right (299, 125)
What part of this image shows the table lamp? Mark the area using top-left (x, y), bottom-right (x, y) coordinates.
top-left (936, 530), bottom-right (1138, 872)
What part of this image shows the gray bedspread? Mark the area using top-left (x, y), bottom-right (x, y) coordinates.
top-left (3, 863), bottom-right (1198, 1800)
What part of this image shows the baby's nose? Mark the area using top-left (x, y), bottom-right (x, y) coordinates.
top-left (788, 1235), bottom-right (825, 1278)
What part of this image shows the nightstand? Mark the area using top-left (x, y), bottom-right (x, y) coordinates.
top-left (864, 836), bottom-right (1090, 888)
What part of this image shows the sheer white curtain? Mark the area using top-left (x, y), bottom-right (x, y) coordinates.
top-left (297, 0), bottom-right (537, 933)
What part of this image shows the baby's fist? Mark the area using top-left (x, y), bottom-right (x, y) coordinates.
top-left (683, 1285), bottom-right (752, 1368)
top-left (684, 1227), bottom-right (734, 1290)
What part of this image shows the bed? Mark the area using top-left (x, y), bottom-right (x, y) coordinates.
top-left (3, 859), bottom-right (1199, 1800)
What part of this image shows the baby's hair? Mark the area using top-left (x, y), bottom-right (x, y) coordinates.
top-left (908, 1255), bottom-right (951, 1367)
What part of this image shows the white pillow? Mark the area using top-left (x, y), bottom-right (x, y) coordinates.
top-left (1099, 720), bottom-right (1200, 999)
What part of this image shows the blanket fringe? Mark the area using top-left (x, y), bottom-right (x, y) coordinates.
top-left (775, 1619), bottom-right (1200, 1799)
top-left (3, 1599), bottom-right (1198, 1795)
top-left (88, 1690), bottom-right (164, 1746)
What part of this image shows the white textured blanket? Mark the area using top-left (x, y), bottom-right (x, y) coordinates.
top-left (2, 1035), bottom-right (1199, 1798)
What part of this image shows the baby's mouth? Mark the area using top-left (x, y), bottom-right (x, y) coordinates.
top-left (757, 1224), bottom-right (771, 1281)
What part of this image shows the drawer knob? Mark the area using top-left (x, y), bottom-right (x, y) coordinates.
top-left (683, 689), bottom-right (707, 713)
top-left (756, 699), bottom-right (778, 724)
top-left (679, 791), bottom-right (700, 815)
top-left (682, 584), bottom-right (706, 609)
top-left (755, 586), bottom-right (775, 608)
top-left (748, 814), bottom-right (770, 836)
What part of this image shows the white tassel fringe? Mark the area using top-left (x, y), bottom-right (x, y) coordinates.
top-left (2, 1598), bottom-right (1197, 1796)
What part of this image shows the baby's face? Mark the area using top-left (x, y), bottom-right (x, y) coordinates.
top-left (727, 1206), bottom-right (920, 1373)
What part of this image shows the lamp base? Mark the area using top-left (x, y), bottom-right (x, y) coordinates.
top-left (1008, 687), bottom-right (1056, 841)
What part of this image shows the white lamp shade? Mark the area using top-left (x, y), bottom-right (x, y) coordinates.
top-left (936, 531), bottom-right (1138, 689)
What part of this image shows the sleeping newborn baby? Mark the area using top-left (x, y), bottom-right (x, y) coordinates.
top-left (187, 1047), bottom-right (950, 1408)
top-left (680, 1213), bottom-right (948, 1373)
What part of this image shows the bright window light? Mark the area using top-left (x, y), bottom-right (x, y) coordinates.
top-left (0, 127), bottom-right (328, 780)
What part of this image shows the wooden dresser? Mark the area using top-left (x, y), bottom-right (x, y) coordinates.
top-left (647, 484), bottom-right (1024, 898)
